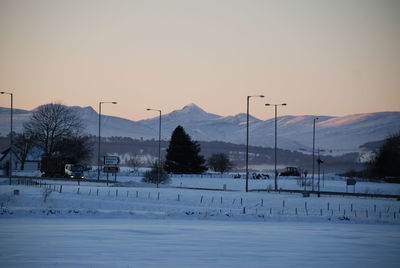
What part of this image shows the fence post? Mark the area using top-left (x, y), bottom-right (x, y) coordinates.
top-left (200, 195), bottom-right (203, 203)
top-left (59, 185), bottom-right (62, 193)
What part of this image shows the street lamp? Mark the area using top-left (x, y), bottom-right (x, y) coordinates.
top-left (246, 94), bottom-right (264, 192)
top-left (312, 117), bottom-right (319, 191)
top-left (265, 103), bottom-right (287, 190)
top-left (317, 148), bottom-right (324, 198)
top-left (97, 101), bottom-right (117, 180)
top-left (1, 91), bottom-right (13, 185)
top-left (147, 108), bottom-right (162, 188)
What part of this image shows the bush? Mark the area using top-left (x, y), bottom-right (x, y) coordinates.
top-left (142, 163), bottom-right (170, 185)
top-left (207, 153), bottom-right (234, 174)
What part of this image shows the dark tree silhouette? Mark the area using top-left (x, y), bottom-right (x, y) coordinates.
top-left (207, 153), bottom-right (234, 174)
top-left (164, 125), bottom-right (207, 174)
top-left (54, 135), bottom-right (93, 165)
top-left (370, 132), bottom-right (400, 177)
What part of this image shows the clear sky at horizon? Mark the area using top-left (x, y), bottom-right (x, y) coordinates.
top-left (1, 0), bottom-right (399, 121)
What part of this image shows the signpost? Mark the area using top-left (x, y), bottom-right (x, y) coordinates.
top-left (346, 178), bottom-right (357, 193)
top-left (103, 155), bottom-right (120, 183)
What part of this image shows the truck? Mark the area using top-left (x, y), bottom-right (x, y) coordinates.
top-left (40, 156), bottom-right (84, 179)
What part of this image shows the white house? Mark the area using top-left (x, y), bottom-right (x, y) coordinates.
top-left (0, 147), bottom-right (42, 172)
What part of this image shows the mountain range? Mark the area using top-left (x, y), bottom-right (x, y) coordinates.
top-left (1, 104), bottom-right (399, 155)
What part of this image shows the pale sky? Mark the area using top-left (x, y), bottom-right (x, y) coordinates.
top-left (0, 0), bottom-right (399, 121)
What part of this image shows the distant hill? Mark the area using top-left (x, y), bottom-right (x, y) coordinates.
top-left (1, 104), bottom-right (399, 154)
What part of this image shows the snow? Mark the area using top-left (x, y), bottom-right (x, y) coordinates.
top-left (1, 218), bottom-right (399, 268)
top-left (1, 173), bottom-right (400, 267)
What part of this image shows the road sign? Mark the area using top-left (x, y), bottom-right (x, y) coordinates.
top-left (346, 178), bottom-right (357, 186)
top-left (104, 156), bottom-right (120, 166)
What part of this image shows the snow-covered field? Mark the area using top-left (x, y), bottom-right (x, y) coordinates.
top-left (1, 174), bottom-right (400, 267)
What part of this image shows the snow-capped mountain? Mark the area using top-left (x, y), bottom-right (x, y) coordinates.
top-left (1, 104), bottom-right (399, 154)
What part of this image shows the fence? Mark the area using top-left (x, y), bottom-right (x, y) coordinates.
top-left (7, 178), bottom-right (400, 223)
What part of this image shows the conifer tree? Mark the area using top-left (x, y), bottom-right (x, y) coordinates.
top-left (164, 126), bottom-right (207, 174)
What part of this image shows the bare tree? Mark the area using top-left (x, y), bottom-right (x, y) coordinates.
top-left (23, 103), bottom-right (83, 156)
top-left (207, 153), bottom-right (234, 174)
top-left (126, 155), bottom-right (143, 172)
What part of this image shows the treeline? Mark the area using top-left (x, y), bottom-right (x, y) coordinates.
top-left (343, 132), bottom-right (400, 179)
top-left (90, 135), bottom-right (361, 172)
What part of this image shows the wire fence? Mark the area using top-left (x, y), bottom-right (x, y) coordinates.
top-left (4, 178), bottom-right (400, 223)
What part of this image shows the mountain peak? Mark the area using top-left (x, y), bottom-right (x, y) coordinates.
top-left (182, 103), bottom-right (205, 112)
top-left (164, 103), bottom-right (220, 122)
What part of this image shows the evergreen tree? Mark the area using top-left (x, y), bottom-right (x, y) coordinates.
top-left (164, 126), bottom-right (207, 174)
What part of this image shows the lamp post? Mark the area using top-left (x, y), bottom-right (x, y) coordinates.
top-left (265, 103), bottom-right (286, 191)
top-left (147, 108), bottom-right (162, 188)
top-left (246, 94), bottom-right (264, 192)
top-left (312, 117), bottom-right (319, 191)
top-left (317, 148), bottom-right (324, 198)
top-left (97, 101), bottom-right (117, 180)
top-left (1, 91), bottom-right (13, 185)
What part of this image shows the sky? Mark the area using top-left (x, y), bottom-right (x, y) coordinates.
top-left (0, 0), bottom-right (399, 121)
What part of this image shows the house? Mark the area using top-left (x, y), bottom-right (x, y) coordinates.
top-left (0, 146), bottom-right (42, 172)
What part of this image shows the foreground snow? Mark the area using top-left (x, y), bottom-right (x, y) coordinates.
top-left (1, 176), bottom-right (400, 267)
top-left (1, 218), bottom-right (399, 268)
